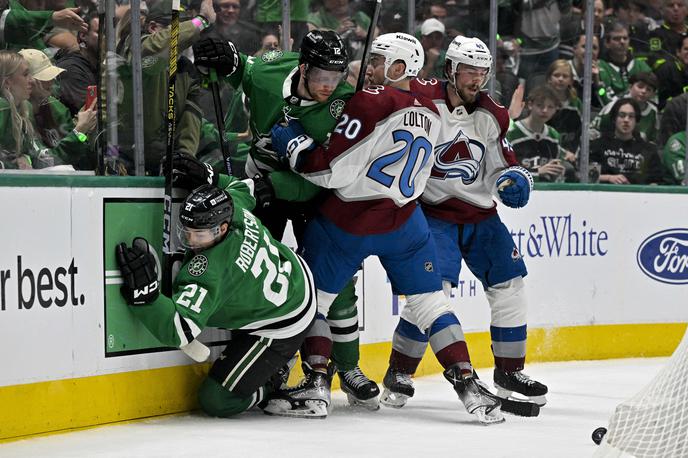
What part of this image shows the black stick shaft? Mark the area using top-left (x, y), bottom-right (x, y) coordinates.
top-left (162, 0), bottom-right (180, 296)
top-left (209, 68), bottom-right (232, 176)
top-left (356, 0), bottom-right (382, 92)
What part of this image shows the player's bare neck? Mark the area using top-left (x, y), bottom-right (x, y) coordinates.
top-left (447, 84), bottom-right (465, 110)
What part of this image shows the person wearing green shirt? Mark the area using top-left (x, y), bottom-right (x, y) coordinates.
top-left (663, 131), bottom-right (687, 185)
top-left (115, 177), bottom-right (317, 418)
top-left (192, 30), bottom-right (381, 410)
top-left (1, 0), bottom-right (87, 50)
top-left (0, 50), bottom-right (91, 169)
top-left (598, 19), bottom-right (652, 105)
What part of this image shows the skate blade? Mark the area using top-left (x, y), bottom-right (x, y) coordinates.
top-left (380, 389), bottom-right (410, 409)
top-left (263, 399), bottom-right (329, 419)
top-left (496, 387), bottom-right (547, 407)
top-left (345, 393), bottom-right (380, 411)
top-left (472, 406), bottom-right (506, 425)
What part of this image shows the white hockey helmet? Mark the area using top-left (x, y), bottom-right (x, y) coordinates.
top-left (445, 36), bottom-right (493, 86)
top-left (370, 33), bottom-right (424, 82)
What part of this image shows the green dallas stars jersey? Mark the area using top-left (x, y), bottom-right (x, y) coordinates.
top-left (225, 50), bottom-right (354, 173)
top-left (130, 176), bottom-right (316, 348)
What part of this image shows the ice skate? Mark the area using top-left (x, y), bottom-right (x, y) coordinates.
top-left (263, 363), bottom-right (331, 419)
top-left (494, 368), bottom-right (548, 406)
top-left (444, 367), bottom-right (505, 425)
top-left (338, 366), bottom-right (380, 410)
top-left (380, 367), bottom-right (415, 408)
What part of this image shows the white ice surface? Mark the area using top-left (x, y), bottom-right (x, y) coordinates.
top-left (0, 358), bottom-right (665, 458)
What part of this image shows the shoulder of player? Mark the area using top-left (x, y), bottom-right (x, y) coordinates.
top-left (410, 78), bottom-right (445, 99)
top-left (475, 91), bottom-right (509, 131)
top-left (251, 51), bottom-right (299, 70)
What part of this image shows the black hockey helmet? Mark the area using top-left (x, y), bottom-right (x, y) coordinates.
top-left (299, 30), bottom-right (348, 72)
top-left (177, 184), bottom-right (233, 250)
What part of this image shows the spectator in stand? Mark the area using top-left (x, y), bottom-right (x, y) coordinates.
top-left (510, 0), bottom-right (572, 82)
top-left (20, 48), bottom-right (97, 167)
top-left (648, 0), bottom-right (688, 67)
top-left (598, 19), bottom-right (652, 105)
top-left (546, 59), bottom-right (583, 154)
top-left (567, 33), bottom-right (606, 109)
top-left (255, 31), bottom-right (281, 57)
top-left (1, 2), bottom-right (86, 51)
top-left (589, 98), bottom-right (663, 184)
top-left (308, 0), bottom-right (371, 60)
top-left (662, 129), bottom-right (687, 184)
top-left (54, 11), bottom-right (98, 116)
top-left (612, 0), bottom-right (654, 58)
top-left (560, 0), bottom-right (606, 60)
top-left (255, 0), bottom-right (309, 51)
top-left (507, 85), bottom-right (570, 182)
top-left (115, 0), bottom-right (207, 174)
top-left (418, 18), bottom-right (445, 79)
top-left (0, 50), bottom-right (92, 169)
top-left (653, 35), bottom-right (688, 108)
top-left (659, 92), bottom-right (688, 146)
top-left (590, 72), bottom-right (659, 143)
top-left (41, 0), bottom-right (82, 52)
top-left (201, 0), bottom-right (262, 55)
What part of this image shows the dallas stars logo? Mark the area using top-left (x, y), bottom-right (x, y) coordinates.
top-left (329, 99), bottom-right (345, 119)
top-left (261, 50), bottom-right (283, 63)
top-left (188, 255), bottom-right (208, 277)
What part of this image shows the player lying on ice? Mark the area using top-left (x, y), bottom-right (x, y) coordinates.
top-left (192, 30), bottom-right (381, 410)
top-left (267, 32), bottom-right (507, 424)
top-left (115, 172), bottom-right (318, 418)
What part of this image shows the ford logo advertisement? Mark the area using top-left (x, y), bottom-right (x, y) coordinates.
top-left (637, 229), bottom-right (688, 284)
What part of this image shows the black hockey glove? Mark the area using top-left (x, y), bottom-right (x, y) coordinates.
top-left (193, 38), bottom-right (239, 77)
top-left (116, 237), bottom-right (160, 306)
top-left (252, 173), bottom-right (274, 209)
top-left (165, 152), bottom-right (218, 190)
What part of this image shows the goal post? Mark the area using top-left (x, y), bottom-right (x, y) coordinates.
top-left (594, 326), bottom-right (688, 458)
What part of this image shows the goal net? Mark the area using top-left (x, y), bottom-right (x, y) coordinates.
top-left (594, 327), bottom-right (688, 458)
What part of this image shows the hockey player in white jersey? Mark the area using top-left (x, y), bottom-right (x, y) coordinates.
top-left (267, 32), bottom-right (505, 424)
top-left (381, 36), bottom-right (548, 411)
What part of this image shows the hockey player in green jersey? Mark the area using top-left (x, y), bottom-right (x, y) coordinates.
top-left (192, 30), bottom-right (380, 409)
top-left (115, 177), bottom-right (317, 418)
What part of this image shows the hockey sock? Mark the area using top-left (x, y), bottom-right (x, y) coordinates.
top-left (389, 318), bottom-right (428, 374)
top-left (328, 283), bottom-right (360, 372)
top-left (301, 313), bottom-right (332, 372)
top-left (490, 324), bottom-right (526, 372)
top-left (428, 313), bottom-right (473, 376)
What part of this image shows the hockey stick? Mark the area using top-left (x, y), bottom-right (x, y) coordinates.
top-left (162, 0), bottom-right (181, 297)
top-left (355, 0), bottom-right (382, 92)
top-left (208, 68), bottom-right (233, 176)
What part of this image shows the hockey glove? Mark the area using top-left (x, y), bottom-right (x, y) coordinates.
top-left (166, 152), bottom-right (218, 190)
top-left (116, 237), bottom-right (160, 306)
top-left (270, 120), bottom-right (315, 171)
top-left (193, 38), bottom-right (239, 77)
top-left (496, 166), bottom-right (534, 209)
top-left (252, 173), bottom-right (274, 209)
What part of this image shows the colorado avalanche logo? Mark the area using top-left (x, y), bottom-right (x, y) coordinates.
top-left (329, 99), bottom-right (346, 118)
top-left (430, 130), bottom-right (485, 184)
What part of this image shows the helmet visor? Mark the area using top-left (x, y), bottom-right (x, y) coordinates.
top-left (177, 223), bottom-right (222, 250)
top-left (307, 66), bottom-right (346, 87)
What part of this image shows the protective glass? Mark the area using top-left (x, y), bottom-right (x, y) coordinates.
top-left (177, 223), bottom-right (222, 250)
top-left (307, 67), bottom-right (346, 86)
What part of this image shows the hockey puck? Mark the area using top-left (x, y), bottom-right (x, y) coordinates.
top-left (592, 427), bottom-right (607, 445)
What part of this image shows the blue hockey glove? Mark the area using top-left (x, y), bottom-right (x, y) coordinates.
top-left (270, 120), bottom-right (315, 171)
top-left (115, 237), bottom-right (160, 306)
top-left (496, 166), bottom-right (534, 208)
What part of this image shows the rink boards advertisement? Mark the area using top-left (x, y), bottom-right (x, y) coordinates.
top-left (0, 178), bottom-right (687, 439)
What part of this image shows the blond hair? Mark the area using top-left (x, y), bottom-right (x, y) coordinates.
top-left (0, 50), bottom-right (35, 153)
top-left (546, 59), bottom-right (577, 103)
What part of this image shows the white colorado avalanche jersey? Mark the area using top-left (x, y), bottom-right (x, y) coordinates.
top-left (298, 84), bottom-right (441, 235)
top-left (410, 79), bottom-right (518, 224)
